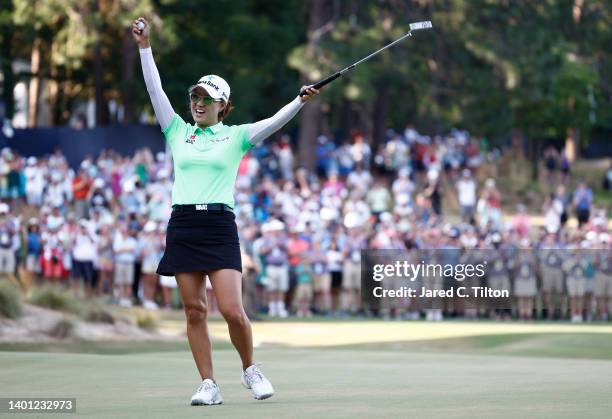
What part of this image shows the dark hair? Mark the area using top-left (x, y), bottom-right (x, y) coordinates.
top-left (218, 99), bottom-right (233, 121)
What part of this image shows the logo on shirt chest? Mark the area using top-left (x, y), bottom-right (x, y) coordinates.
top-left (184, 134), bottom-right (230, 145)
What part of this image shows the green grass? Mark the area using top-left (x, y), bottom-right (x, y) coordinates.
top-left (335, 332), bottom-right (612, 360)
top-left (1, 346), bottom-right (612, 418)
top-left (2, 332), bottom-right (611, 360)
top-left (0, 340), bottom-right (232, 355)
top-left (3, 321), bottom-right (612, 418)
top-left (594, 189), bottom-right (612, 207)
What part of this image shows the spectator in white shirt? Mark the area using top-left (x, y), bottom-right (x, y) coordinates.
top-left (24, 157), bottom-right (45, 206)
top-left (71, 220), bottom-right (98, 297)
top-left (456, 169), bottom-right (477, 224)
top-left (113, 224), bottom-right (138, 307)
top-left (347, 163), bottom-right (373, 198)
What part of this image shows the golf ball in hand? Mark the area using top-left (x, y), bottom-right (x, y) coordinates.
top-left (137, 21), bottom-right (145, 31)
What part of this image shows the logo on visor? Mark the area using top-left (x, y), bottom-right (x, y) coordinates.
top-left (201, 79), bottom-right (219, 92)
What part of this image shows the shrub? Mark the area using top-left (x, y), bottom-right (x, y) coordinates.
top-left (0, 280), bottom-right (23, 319)
top-left (83, 307), bottom-right (115, 324)
top-left (48, 317), bottom-right (76, 339)
top-left (136, 311), bottom-right (158, 331)
top-left (28, 287), bottom-right (81, 314)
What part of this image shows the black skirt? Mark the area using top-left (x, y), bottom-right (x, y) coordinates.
top-left (156, 208), bottom-right (242, 276)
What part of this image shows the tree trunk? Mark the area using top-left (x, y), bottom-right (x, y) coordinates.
top-left (121, 27), bottom-right (136, 123)
top-left (27, 37), bottom-right (42, 127)
top-left (528, 136), bottom-right (541, 182)
top-left (337, 92), bottom-right (352, 141)
top-left (94, 40), bottom-right (108, 126)
top-left (49, 41), bottom-right (61, 125)
top-left (371, 78), bottom-right (389, 154)
top-left (0, 17), bottom-right (15, 121)
top-left (565, 127), bottom-right (579, 161)
top-left (297, 0), bottom-right (333, 172)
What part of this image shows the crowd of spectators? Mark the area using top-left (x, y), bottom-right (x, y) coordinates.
top-left (0, 125), bottom-right (609, 322)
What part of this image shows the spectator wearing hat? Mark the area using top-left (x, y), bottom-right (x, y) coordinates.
top-left (350, 131), bottom-right (371, 170)
top-left (41, 221), bottom-right (66, 285)
top-left (24, 218), bottom-right (43, 284)
top-left (424, 169), bottom-right (442, 216)
top-left (72, 167), bottom-right (92, 219)
top-left (88, 178), bottom-right (112, 215)
top-left (366, 178), bottom-right (392, 221)
top-left (538, 233), bottom-right (566, 319)
top-left (326, 239), bottom-right (344, 315)
top-left (477, 178), bottom-right (502, 230)
top-left (543, 145), bottom-right (559, 187)
top-left (342, 225), bottom-right (366, 315)
top-left (0, 150), bottom-right (11, 198)
top-left (95, 225), bottom-right (114, 296)
top-left (310, 240), bottom-right (331, 314)
top-left (71, 220), bottom-right (98, 297)
top-left (487, 240), bottom-right (512, 320)
top-left (315, 135), bottom-right (336, 178)
top-left (140, 221), bottom-right (162, 310)
top-left (573, 181), bottom-right (593, 228)
top-left (294, 256), bottom-right (313, 318)
top-left (593, 234), bottom-right (612, 320)
top-left (113, 223), bottom-right (138, 307)
top-left (24, 157), bottom-right (44, 206)
top-left (45, 172), bottom-right (68, 210)
top-left (251, 224), bottom-right (269, 314)
top-left (347, 163), bottom-right (373, 199)
top-left (287, 223), bottom-right (310, 310)
top-left (6, 156), bottom-right (22, 205)
top-left (512, 204), bottom-right (531, 238)
top-left (0, 203), bottom-right (18, 279)
top-left (563, 241), bottom-right (589, 323)
top-left (514, 240), bottom-right (538, 320)
top-left (553, 184), bottom-right (570, 227)
top-left (456, 169), bottom-right (477, 224)
top-left (260, 220), bottom-right (289, 317)
top-left (559, 151), bottom-right (571, 184)
top-left (392, 168), bottom-right (415, 204)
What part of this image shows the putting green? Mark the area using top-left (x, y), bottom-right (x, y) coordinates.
top-left (1, 347), bottom-right (611, 418)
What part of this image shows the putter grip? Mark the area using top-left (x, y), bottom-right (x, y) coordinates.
top-left (299, 72), bottom-right (342, 96)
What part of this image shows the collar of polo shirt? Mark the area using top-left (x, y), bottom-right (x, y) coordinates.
top-left (195, 121), bottom-right (224, 135)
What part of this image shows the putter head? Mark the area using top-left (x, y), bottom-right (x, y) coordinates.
top-left (409, 21), bottom-right (433, 31)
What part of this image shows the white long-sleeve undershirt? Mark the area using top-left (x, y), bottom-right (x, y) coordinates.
top-left (139, 47), bottom-right (174, 130)
top-left (139, 47), bottom-right (305, 145)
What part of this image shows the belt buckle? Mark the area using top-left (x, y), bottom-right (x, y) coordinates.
top-left (195, 204), bottom-right (208, 211)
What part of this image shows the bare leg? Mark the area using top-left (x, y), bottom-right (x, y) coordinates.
top-left (144, 274), bottom-right (157, 302)
top-left (176, 271), bottom-right (213, 380)
top-left (209, 269), bottom-right (254, 370)
top-left (162, 286), bottom-right (172, 308)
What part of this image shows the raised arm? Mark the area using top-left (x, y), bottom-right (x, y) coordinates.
top-left (248, 86), bottom-right (320, 146)
top-left (132, 18), bottom-right (175, 130)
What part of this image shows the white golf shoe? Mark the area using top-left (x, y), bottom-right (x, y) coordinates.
top-left (241, 364), bottom-right (274, 400)
top-left (190, 378), bottom-right (223, 405)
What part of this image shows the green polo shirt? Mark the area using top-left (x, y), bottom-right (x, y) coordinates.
top-left (162, 114), bottom-right (253, 207)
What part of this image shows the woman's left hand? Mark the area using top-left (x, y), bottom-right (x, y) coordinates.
top-left (299, 85), bottom-right (320, 103)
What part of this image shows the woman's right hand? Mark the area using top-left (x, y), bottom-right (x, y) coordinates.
top-left (132, 17), bottom-right (150, 48)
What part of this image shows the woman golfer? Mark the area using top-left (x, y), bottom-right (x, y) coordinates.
top-left (132, 17), bottom-right (319, 405)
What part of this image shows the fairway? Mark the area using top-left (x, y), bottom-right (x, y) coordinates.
top-left (2, 343), bottom-right (612, 419)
